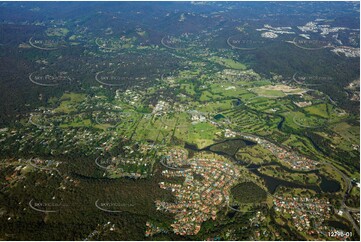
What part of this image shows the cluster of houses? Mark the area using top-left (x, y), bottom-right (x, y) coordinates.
top-left (30, 157), bottom-right (60, 167)
top-left (249, 211), bottom-right (273, 240)
top-left (162, 170), bottom-right (189, 178)
top-left (189, 110), bottom-right (207, 124)
top-left (155, 149), bottom-right (240, 236)
top-left (102, 143), bottom-right (157, 179)
top-left (332, 46), bottom-right (360, 58)
top-left (117, 89), bottom-right (143, 107)
top-left (84, 222), bottom-right (115, 241)
top-left (153, 100), bottom-right (170, 116)
top-left (257, 138), bottom-right (318, 170)
top-left (297, 20), bottom-right (348, 36)
top-left (224, 128), bottom-right (239, 138)
top-left (145, 221), bottom-right (168, 237)
top-left (162, 148), bottom-right (188, 168)
top-left (238, 133), bottom-right (318, 170)
top-left (219, 69), bottom-right (261, 82)
top-left (2, 159), bottom-right (29, 188)
top-left (272, 196), bottom-right (345, 239)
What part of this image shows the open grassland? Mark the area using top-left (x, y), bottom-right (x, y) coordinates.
top-left (200, 90), bottom-right (217, 102)
top-left (282, 134), bottom-right (321, 159)
top-left (53, 93), bottom-right (86, 113)
top-left (282, 111), bottom-right (327, 130)
top-left (208, 83), bottom-right (250, 98)
top-left (259, 165), bottom-right (319, 185)
top-left (208, 56), bottom-right (247, 70)
top-left (345, 186), bottom-right (360, 208)
top-left (224, 107), bottom-right (281, 135)
top-left (331, 122), bottom-right (360, 151)
top-left (46, 27), bottom-right (69, 37)
top-left (59, 118), bottom-right (92, 128)
top-left (236, 145), bottom-right (277, 164)
top-left (180, 83), bottom-right (196, 96)
top-left (185, 122), bottom-right (221, 149)
top-left (253, 84), bottom-right (306, 95)
top-left (196, 100), bottom-right (233, 113)
top-left (250, 88), bottom-right (286, 98)
top-left (246, 97), bottom-right (295, 113)
top-left (304, 103), bottom-right (330, 119)
top-left (303, 103), bottom-right (348, 122)
top-left (178, 70), bottom-right (200, 80)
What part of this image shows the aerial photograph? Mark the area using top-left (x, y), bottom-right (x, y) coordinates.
top-left (0, 0), bottom-right (360, 241)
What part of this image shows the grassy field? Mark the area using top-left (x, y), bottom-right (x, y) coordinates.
top-left (93, 123), bottom-right (113, 130)
top-left (274, 187), bottom-right (317, 197)
top-left (245, 97), bottom-right (294, 113)
top-left (178, 70), bottom-right (200, 80)
top-left (208, 83), bottom-right (250, 98)
top-left (133, 113), bottom-right (195, 144)
top-left (180, 83), bottom-right (196, 96)
top-left (184, 122), bottom-right (221, 149)
top-left (224, 107), bottom-right (281, 135)
top-left (303, 103), bottom-right (330, 119)
top-left (46, 27), bottom-right (69, 37)
top-left (53, 93), bottom-right (86, 113)
top-left (209, 56), bottom-right (247, 70)
top-left (259, 165), bottom-right (319, 185)
top-left (250, 87), bottom-right (286, 98)
top-left (238, 92), bottom-right (258, 101)
top-left (59, 118), bottom-right (92, 128)
top-left (345, 186), bottom-right (360, 208)
top-left (236, 145), bottom-right (276, 164)
top-left (199, 90), bottom-right (215, 102)
top-left (133, 116), bottom-right (171, 142)
top-left (196, 100), bottom-right (233, 113)
top-left (282, 111), bottom-right (327, 130)
top-left (282, 134), bottom-right (321, 159)
top-left (331, 122), bottom-right (360, 152)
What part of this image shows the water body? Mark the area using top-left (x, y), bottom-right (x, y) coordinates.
top-left (233, 98), bottom-right (241, 107)
top-left (248, 164), bottom-right (340, 194)
top-left (185, 138), bottom-right (341, 194)
top-left (319, 175), bottom-right (341, 193)
top-left (250, 168), bottom-right (321, 194)
top-left (185, 138), bottom-right (256, 158)
top-left (214, 114), bottom-right (225, 120)
top-left (279, 167), bottom-right (341, 193)
top-left (276, 115), bottom-right (285, 130)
